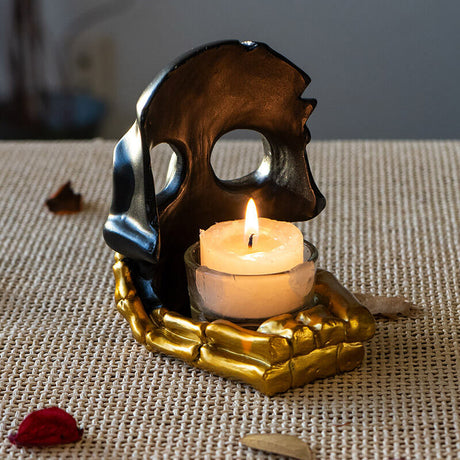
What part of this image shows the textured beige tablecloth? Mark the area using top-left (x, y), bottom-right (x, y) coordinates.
top-left (0, 140), bottom-right (458, 459)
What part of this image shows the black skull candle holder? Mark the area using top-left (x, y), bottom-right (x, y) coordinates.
top-left (104, 40), bottom-right (375, 395)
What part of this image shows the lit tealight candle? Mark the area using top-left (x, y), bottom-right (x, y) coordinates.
top-left (193, 199), bottom-right (316, 320)
top-left (200, 199), bottom-right (304, 275)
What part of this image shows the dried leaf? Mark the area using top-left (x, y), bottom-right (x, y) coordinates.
top-left (8, 407), bottom-right (83, 447)
top-left (45, 181), bottom-right (82, 214)
top-left (241, 433), bottom-right (313, 460)
top-left (354, 293), bottom-right (414, 319)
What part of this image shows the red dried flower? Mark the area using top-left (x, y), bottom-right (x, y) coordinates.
top-left (8, 407), bottom-right (83, 447)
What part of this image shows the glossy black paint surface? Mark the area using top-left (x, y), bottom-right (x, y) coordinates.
top-left (104, 40), bottom-right (325, 316)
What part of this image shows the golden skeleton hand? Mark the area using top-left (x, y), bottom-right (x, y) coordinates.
top-left (113, 254), bottom-right (375, 396)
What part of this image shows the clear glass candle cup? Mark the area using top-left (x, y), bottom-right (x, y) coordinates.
top-left (184, 240), bottom-right (318, 327)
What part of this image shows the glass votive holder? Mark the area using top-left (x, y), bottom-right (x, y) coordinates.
top-left (184, 240), bottom-right (318, 327)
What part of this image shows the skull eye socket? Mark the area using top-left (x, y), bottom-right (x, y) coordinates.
top-left (149, 142), bottom-right (182, 193)
top-left (211, 129), bottom-right (268, 183)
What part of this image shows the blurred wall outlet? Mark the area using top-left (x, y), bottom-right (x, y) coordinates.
top-left (69, 35), bottom-right (115, 103)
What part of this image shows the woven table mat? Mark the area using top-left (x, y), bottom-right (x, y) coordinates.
top-left (0, 140), bottom-right (458, 459)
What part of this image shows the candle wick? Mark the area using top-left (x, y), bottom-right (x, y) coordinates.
top-left (248, 233), bottom-right (255, 248)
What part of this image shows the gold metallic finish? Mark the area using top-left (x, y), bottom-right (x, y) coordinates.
top-left (205, 320), bottom-right (291, 364)
top-left (315, 270), bottom-right (376, 341)
top-left (198, 346), bottom-right (292, 395)
top-left (113, 258), bottom-right (137, 303)
top-left (117, 297), bottom-right (154, 345)
top-left (112, 254), bottom-right (375, 395)
top-left (296, 305), bottom-right (347, 347)
top-left (258, 315), bottom-right (316, 356)
top-left (145, 330), bottom-right (201, 362)
top-left (290, 346), bottom-right (339, 387)
top-left (337, 342), bottom-right (365, 373)
top-left (151, 307), bottom-right (206, 342)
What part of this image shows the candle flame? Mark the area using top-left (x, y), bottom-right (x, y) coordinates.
top-left (244, 198), bottom-right (259, 248)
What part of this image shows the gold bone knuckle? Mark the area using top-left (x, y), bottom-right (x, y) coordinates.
top-left (314, 269), bottom-right (376, 342)
top-left (290, 326), bottom-right (316, 356)
top-left (337, 342), bottom-right (365, 372)
top-left (149, 306), bottom-right (166, 327)
top-left (117, 297), bottom-right (154, 344)
top-left (145, 329), bottom-right (201, 362)
top-left (145, 309), bottom-right (205, 361)
top-left (113, 259), bottom-right (137, 301)
top-left (345, 305), bottom-right (376, 342)
top-left (257, 314), bottom-right (298, 338)
top-left (261, 361), bottom-right (292, 396)
top-left (205, 320), bottom-right (291, 365)
top-left (161, 309), bottom-right (206, 342)
top-left (290, 345), bottom-right (339, 388)
top-left (116, 297), bottom-right (135, 321)
top-left (257, 314), bottom-right (315, 356)
top-left (296, 305), bottom-right (346, 347)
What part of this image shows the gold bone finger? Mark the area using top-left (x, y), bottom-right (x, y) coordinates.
top-left (314, 270), bottom-right (376, 342)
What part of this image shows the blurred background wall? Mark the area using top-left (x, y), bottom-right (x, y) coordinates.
top-left (0, 0), bottom-right (459, 140)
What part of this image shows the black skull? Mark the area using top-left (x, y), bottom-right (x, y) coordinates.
top-left (104, 40), bottom-right (325, 316)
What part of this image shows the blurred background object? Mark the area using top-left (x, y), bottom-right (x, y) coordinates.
top-left (0, 0), bottom-right (459, 140)
top-left (0, 0), bottom-right (109, 139)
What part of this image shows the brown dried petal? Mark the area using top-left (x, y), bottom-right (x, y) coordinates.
top-left (241, 433), bottom-right (313, 460)
top-left (45, 181), bottom-right (82, 214)
top-left (354, 293), bottom-right (414, 319)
